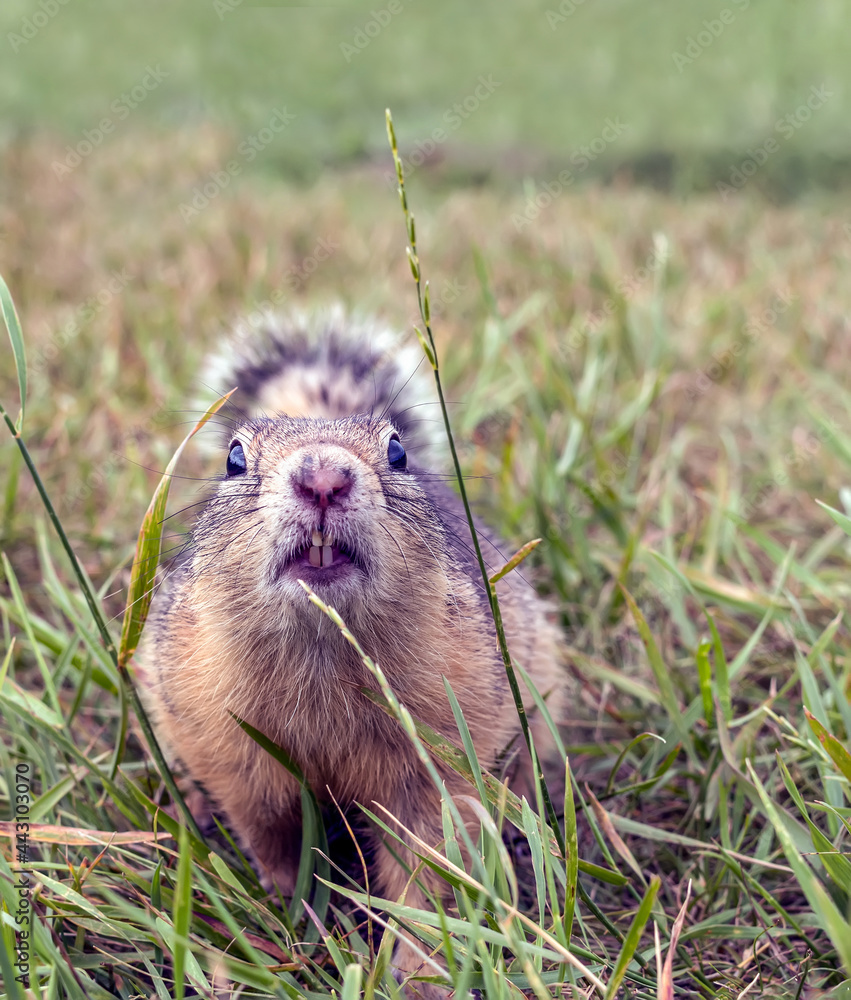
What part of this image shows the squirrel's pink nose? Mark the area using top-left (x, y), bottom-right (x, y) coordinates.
top-left (293, 463), bottom-right (352, 509)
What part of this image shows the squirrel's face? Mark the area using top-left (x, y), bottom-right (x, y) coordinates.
top-left (193, 414), bottom-right (443, 609)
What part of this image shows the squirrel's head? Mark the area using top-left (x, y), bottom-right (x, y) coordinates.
top-left (192, 414), bottom-right (446, 612)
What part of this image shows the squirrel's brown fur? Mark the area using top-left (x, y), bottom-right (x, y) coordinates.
top-left (135, 309), bottom-right (565, 989)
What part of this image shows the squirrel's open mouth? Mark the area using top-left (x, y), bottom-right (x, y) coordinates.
top-left (300, 529), bottom-right (355, 570)
top-left (272, 528), bottom-right (362, 583)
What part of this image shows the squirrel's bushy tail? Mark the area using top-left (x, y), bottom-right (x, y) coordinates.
top-left (203, 305), bottom-right (442, 460)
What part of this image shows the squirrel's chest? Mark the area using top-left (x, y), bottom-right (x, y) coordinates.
top-left (242, 633), bottom-right (453, 783)
top-left (251, 673), bottom-right (418, 795)
top-left (188, 599), bottom-right (484, 785)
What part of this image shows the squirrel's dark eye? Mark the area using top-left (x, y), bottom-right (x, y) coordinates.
top-left (387, 434), bottom-right (407, 470)
top-left (226, 441), bottom-right (247, 477)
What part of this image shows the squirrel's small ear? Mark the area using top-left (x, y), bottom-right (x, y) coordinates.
top-left (226, 440), bottom-right (247, 477)
top-left (387, 433), bottom-right (407, 470)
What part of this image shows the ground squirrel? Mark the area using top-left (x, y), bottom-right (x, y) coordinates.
top-left (136, 307), bottom-right (565, 987)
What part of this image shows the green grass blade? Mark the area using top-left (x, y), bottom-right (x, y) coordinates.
top-left (646, 552), bottom-right (732, 720)
top-left (488, 538), bottom-right (542, 586)
top-left (0, 637), bottom-right (14, 686)
top-left (341, 962), bottom-right (363, 1000)
top-left (706, 608), bottom-right (731, 724)
top-left (232, 713), bottom-right (307, 785)
top-left (2, 553), bottom-right (61, 716)
top-left (816, 499), bottom-right (851, 537)
top-left (296, 784), bottom-right (331, 930)
top-left (562, 757), bottom-right (578, 943)
top-left (603, 876), bottom-right (659, 1000)
top-left (695, 639), bottom-right (713, 727)
top-left (620, 584), bottom-right (693, 759)
top-left (806, 709), bottom-right (851, 786)
top-left (0, 272), bottom-right (26, 429)
top-left (29, 773), bottom-right (79, 822)
top-left (443, 676), bottom-right (489, 805)
top-left (746, 760), bottom-right (851, 975)
top-left (172, 823), bottom-right (192, 1000)
top-left (776, 754), bottom-right (851, 895)
top-left (118, 389), bottom-right (234, 669)
top-left (604, 732), bottom-right (665, 796)
top-left (0, 901), bottom-right (27, 1000)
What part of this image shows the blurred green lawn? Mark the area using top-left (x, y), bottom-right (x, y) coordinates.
top-left (1, 0), bottom-right (849, 194)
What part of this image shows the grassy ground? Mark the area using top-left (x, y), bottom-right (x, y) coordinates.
top-left (1, 0), bottom-right (850, 194)
top-left (2, 125), bottom-right (851, 997)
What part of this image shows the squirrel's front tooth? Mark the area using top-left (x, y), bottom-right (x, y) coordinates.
top-left (308, 545), bottom-right (322, 568)
top-left (322, 545), bottom-right (333, 567)
top-left (311, 530), bottom-right (323, 547)
top-left (323, 531), bottom-right (335, 547)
